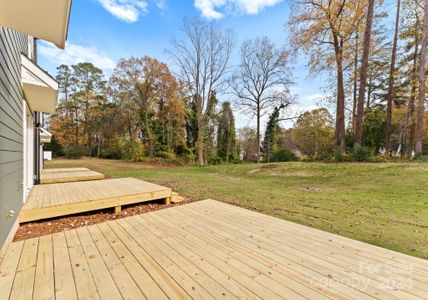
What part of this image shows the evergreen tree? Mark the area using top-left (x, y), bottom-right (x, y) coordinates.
top-left (262, 105), bottom-right (284, 162)
top-left (217, 102), bottom-right (238, 161)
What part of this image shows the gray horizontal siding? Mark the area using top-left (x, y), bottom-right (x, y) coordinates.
top-left (0, 28), bottom-right (30, 247)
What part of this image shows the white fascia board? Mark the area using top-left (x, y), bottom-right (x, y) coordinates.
top-left (21, 54), bottom-right (58, 114)
top-left (0, 0), bottom-right (72, 49)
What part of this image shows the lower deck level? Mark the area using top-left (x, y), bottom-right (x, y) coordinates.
top-left (40, 169), bottom-right (105, 184)
top-left (20, 178), bottom-right (172, 223)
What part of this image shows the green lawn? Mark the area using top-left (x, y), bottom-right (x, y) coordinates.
top-left (46, 158), bottom-right (428, 259)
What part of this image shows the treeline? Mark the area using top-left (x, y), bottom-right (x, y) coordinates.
top-left (49, 18), bottom-right (293, 165)
top-left (49, 0), bottom-right (428, 165)
top-left (49, 58), bottom-right (239, 165)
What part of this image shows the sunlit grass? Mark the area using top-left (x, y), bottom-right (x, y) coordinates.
top-left (46, 158), bottom-right (428, 258)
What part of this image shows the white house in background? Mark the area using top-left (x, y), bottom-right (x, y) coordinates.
top-left (0, 0), bottom-right (72, 253)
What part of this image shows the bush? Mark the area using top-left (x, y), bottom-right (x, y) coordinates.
top-left (118, 137), bottom-right (145, 162)
top-left (270, 148), bottom-right (298, 162)
top-left (352, 146), bottom-right (372, 162)
top-left (156, 151), bottom-right (177, 161)
top-left (209, 156), bottom-right (224, 165)
top-left (100, 148), bottom-right (121, 160)
top-left (65, 144), bottom-right (85, 159)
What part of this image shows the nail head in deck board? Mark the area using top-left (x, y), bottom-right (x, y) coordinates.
top-left (19, 178), bottom-right (172, 222)
top-left (2, 200), bottom-right (428, 299)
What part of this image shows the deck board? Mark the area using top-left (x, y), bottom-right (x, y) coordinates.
top-left (3, 200), bottom-right (428, 299)
top-left (40, 169), bottom-right (105, 184)
top-left (20, 178), bottom-right (172, 223)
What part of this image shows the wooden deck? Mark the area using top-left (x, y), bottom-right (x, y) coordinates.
top-left (3, 200), bottom-right (427, 299)
top-left (20, 178), bottom-right (172, 223)
top-left (40, 168), bottom-right (105, 184)
top-left (42, 167), bottom-right (91, 173)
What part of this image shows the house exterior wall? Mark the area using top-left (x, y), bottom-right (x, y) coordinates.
top-left (0, 28), bottom-right (34, 248)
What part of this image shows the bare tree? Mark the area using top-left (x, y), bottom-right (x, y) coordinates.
top-left (385, 0), bottom-right (401, 153)
top-left (354, 0), bottom-right (376, 149)
top-left (231, 36), bottom-right (293, 163)
top-left (415, 0), bottom-right (428, 155)
top-left (168, 18), bottom-right (234, 166)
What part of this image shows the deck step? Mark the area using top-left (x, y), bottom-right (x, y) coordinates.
top-left (171, 192), bottom-right (184, 203)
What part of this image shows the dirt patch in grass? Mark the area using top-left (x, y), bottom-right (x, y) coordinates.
top-left (14, 198), bottom-right (195, 241)
top-left (261, 164), bottom-right (280, 169)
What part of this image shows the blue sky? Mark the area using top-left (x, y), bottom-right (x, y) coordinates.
top-left (38, 0), bottom-right (326, 128)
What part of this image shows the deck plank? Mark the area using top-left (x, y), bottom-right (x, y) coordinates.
top-left (86, 225), bottom-right (146, 299)
top-left (52, 232), bottom-right (78, 300)
top-left (0, 241), bottom-right (24, 300)
top-left (194, 201), bottom-right (428, 291)
top-left (174, 204), bottom-right (419, 300)
top-left (2, 200), bottom-right (428, 299)
top-left (96, 222), bottom-right (169, 300)
top-left (75, 227), bottom-right (123, 299)
top-left (107, 221), bottom-right (190, 299)
top-left (122, 217), bottom-right (236, 299)
top-left (64, 230), bottom-right (101, 300)
top-left (33, 235), bottom-right (54, 300)
top-left (118, 218), bottom-right (217, 299)
top-left (9, 239), bottom-right (38, 300)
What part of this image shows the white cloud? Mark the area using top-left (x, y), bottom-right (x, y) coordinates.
top-left (97, 0), bottom-right (148, 22)
top-left (155, 0), bottom-right (166, 10)
top-left (38, 41), bottom-right (116, 71)
top-left (194, 0), bottom-right (283, 20)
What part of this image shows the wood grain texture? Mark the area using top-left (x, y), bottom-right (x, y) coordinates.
top-left (2, 200), bottom-right (427, 299)
top-left (20, 178), bottom-right (172, 222)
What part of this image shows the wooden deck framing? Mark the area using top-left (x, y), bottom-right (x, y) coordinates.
top-left (3, 200), bottom-right (427, 299)
top-left (20, 178), bottom-right (172, 223)
top-left (40, 168), bottom-right (105, 184)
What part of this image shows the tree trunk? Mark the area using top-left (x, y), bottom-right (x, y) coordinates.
top-left (352, 32), bottom-right (359, 135)
top-left (385, 0), bottom-right (401, 153)
top-left (256, 104), bottom-right (261, 163)
top-left (336, 63), bottom-right (346, 151)
top-left (332, 35), bottom-right (346, 151)
top-left (197, 116), bottom-right (204, 166)
top-left (407, 89), bottom-right (417, 157)
top-left (415, 0), bottom-right (428, 155)
top-left (405, 18), bottom-right (421, 157)
top-left (354, 0), bottom-right (376, 149)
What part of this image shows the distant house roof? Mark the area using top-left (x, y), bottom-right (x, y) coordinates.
top-left (0, 0), bottom-right (72, 48)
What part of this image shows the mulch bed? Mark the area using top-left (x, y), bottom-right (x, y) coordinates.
top-left (14, 198), bottom-right (196, 241)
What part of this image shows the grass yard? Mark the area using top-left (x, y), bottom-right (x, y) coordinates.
top-left (46, 158), bottom-right (428, 259)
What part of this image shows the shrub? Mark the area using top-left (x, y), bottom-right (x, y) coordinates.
top-left (209, 156), bottom-right (224, 165)
top-left (270, 148), bottom-right (298, 162)
top-left (180, 148), bottom-right (197, 164)
top-left (100, 148), bottom-right (121, 160)
top-left (118, 137), bottom-right (145, 162)
top-left (352, 146), bottom-right (372, 162)
top-left (64, 144), bottom-right (85, 159)
top-left (156, 151), bottom-right (177, 161)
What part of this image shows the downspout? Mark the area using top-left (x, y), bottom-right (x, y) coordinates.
top-left (34, 112), bottom-right (41, 185)
top-left (33, 38), bottom-right (41, 185)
